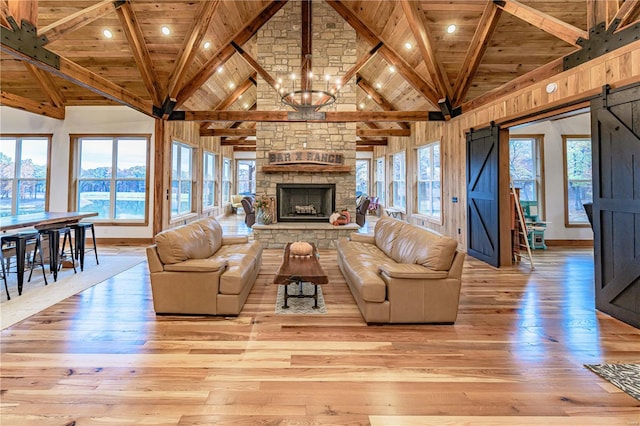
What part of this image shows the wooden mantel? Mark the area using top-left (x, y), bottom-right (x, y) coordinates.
top-left (261, 164), bottom-right (352, 173)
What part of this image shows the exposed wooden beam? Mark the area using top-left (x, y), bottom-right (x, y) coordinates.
top-left (0, 1), bottom-right (11, 28)
top-left (165, 0), bottom-right (221, 100)
top-left (356, 146), bottom-right (375, 152)
top-left (356, 139), bottom-right (387, 146)
top-left (401, 0), bottom-right (452, 100)
top-left (231, 42), bottom-right (279, 91)
top-left (1, 91), bottom-right (64, 119)
top-left (202, 128), bottom-right (257, 137)
top-left (38, 0), bottom-right (117, 44)
top-left (356, 76), bottom-right (409, 129)
top-left (116, 1), bottom-right (161, 106)
top-left (176, 110), bottom-right (431, 122)
top-left (221, 139), bottom-right (257, 146)
top-left (588, 0), bottom-right (619, 31)
top-left (214, 73), bottom-right (256, 111)
top-left (611, 0), bottom-right (640, 31)
top-left (452, 1), bottom-right (502, 106)
top-left (327, 0), bottom-right (440, 108)
top-left (357, 129), bottom-right (411, 137)
top-left (176, 1), bottom-right (287, 108)
top-left (25, 64), bottom-right (66, 108)
top-left (0, 41), bottom-right (153, 116)
top-left (495, 0), bottom-right (588, 47)
top-left (6, 0), bottom-right (37, 26)
top-left (233, 146), bottom-right (257, 152)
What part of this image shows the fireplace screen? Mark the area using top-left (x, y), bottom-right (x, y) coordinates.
top-left (277, 183), bottom-right (336, 222)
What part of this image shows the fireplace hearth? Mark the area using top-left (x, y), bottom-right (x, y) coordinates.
top-left (277, 183), bottom-right (335, 222)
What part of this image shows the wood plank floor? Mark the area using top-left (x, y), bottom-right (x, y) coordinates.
top-left (1, 216), bottom-right (639, 425)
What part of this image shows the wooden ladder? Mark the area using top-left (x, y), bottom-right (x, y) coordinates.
top-left (511, 184), bottom-right (535, 270)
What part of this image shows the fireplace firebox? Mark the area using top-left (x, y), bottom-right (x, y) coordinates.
top-left (277, 183), bottom-right (335, 222)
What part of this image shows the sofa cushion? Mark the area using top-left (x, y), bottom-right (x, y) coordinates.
top-left (215, 240), bottom-right (262, 295)
top-left (374, 216), bottom-right (405, 258)
top-left (155, 221), bottom-right (215, 265)
top-left (195, 217), bottom-right (223, 254)
top-left (391, 225), bottom-right (458, 270)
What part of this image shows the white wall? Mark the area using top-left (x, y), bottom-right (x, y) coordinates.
top-left (510, 112), bottom-right (593, 241)
top-left (0, 106), bottom-right (156, 239)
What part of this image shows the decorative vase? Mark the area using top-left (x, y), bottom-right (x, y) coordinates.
top-left (256, 208), bottom-right (272, 225)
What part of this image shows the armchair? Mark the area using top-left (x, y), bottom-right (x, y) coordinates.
top-left (231, 195), bottom-right (244, 213)
top-left (241, 197), bottom-right (256, 228)
top-left (356, 197), bottom-right (370, 227)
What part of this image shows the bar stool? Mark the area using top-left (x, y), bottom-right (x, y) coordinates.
top-left (37, 226), bottom-right (76, 282)
top-left (1, 230), bottom-right (48, 296)
top-left (1, 246), bottom-right (9, 300)
top-left (70, 222), bottom-right (98, 271)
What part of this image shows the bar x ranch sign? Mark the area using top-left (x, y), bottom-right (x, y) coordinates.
top-left (268, 150), bottom-right (344, 165)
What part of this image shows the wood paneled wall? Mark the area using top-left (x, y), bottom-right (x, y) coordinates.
top-left (378, 40), bottom-right (640, 251)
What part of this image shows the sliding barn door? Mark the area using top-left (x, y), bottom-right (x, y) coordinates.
top-left (466, 124), bottom-right (501, 267)
top-left (591, 83), bottom-right (640, 328)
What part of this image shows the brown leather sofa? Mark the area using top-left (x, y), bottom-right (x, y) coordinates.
top-left (336, 216), bottom-right (465, 324)
top-left (146, 217), bottom-right (262, 315)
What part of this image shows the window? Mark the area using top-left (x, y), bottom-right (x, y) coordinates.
top-left (563, 135), bottom-right (592, 226)
top-left (356, 159), bottom-right (369, 196)
top-left (417, 142), bottom-right (441, 219)
top-left (391, 151), bottom-right (406, 209)
top-left (203, 151), bottom-right (217, 210)
top-left (222, 157), bottom-right (231, 204)
top-left (236, 159), bottom-right (256, 195)
top-left (375, 156), bottom-right (385, 206)
top-left (509, 136), bottom-right (543, 203)
top-left (0, 135), bottom-right (50, 216)
top-left (74, 136), bottom-right (149, 222)
top-left (171, 141), bottom-right (194, 218)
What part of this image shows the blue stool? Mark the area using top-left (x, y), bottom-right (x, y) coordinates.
top-left (70, 222), bottom-right (98, 271)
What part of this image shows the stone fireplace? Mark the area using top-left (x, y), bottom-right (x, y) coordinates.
top-left (252, 0), bottom-right (358, 248)
top-left (277, 183), bottom-right (335, 222)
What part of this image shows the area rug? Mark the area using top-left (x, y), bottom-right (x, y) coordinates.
top-left (584, 363), bottom-right (640, 400)
top-left (1, 255), bottom-right (145, 329)
top-left (275, 281), bottom-right (327, 314)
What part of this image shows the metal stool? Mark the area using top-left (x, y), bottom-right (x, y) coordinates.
top-left (70, 222), bottom-right (98, 271)
top-left (2, 230), bottom-right (48, 296)
top-left (0, 246), bottom-right (9, 300)
top-left (37, 226), bottom-right (76, 282)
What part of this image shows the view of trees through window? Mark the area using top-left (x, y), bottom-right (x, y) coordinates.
top-left (356, 159), bottom-right (369, 196)
top-left (417, 142), bottom-right (441, 218)
top-left (171, 141), bottom-right (192, 217)
top-left (0, 136), bottom-right (49, 217)
top-left (236, 159), bottom-right (256, 195)
top-left (509, 137), bottom-right (538, 202)
top-left (203, 151), bottom-right (216, 209)
top-left (375, 157), bottom-right (385, 206)
top-left (77, 137), bottom-right (148, 221)
top-left (392, 151), bottom-right (406, 209)
top-left (563, 136), bottom-right (592, 225)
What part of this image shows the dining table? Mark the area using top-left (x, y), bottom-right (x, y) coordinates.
top-left (1, 211), bottom-right (99, 296)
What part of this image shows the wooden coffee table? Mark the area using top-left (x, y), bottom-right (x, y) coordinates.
top-left (274, 242), bottom-right (328, 309)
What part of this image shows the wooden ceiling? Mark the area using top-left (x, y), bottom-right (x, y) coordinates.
top-left (1, 0), bottom-right (639, 149)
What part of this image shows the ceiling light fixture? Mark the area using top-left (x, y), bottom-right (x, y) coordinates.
top-left (389, 66), bottom-right (396, 73)
top-left (404, 42), bottom-right (413, 50)
top-left (446, 24), bottom-right (457, 34)
top-left (103, 29), bottom-right (113, 39)
top-left (161, 26), bottom-right (171, 35)
top-left (203, 41), bottom-right (211, 49)
top-left (280, 2), bottom-right (336, 114)
top-left (217, 66), bottom-right (223, 73)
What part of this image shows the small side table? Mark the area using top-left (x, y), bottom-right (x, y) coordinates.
top-left (273, 242), bottom-right (328, 309)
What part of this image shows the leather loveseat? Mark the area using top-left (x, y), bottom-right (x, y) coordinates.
top-left (336, 216), bottom-right (465, 324)
top-left (146, 217), bottom-right (262, 315)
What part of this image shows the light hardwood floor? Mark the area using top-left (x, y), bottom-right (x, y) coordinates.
top-left (1, 215), bottom-right (639, 425)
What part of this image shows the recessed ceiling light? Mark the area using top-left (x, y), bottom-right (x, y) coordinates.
top-left (161, 26), bottom-right (171, 35)
top-left (545, 82), bottom-right (558, 94)
top-left (446, 24), bottom-right (457, 34)
top-left (404, 42), bottom-right (412, 50)
top-left (375, 82), bottom-right (382, 90)
top-left (243, 103), bottom-right (249, 109)
top-left (389, 66), bottom-right (396, 73)
top-left (229, 82), bottom-right (235, 89)
top-left (203, 41), bottom-right (211, 49)
top-left (217, 66), bottom-right (223, 73)
top-left (359, 103), bottom-right (365, 109)
top-left (103, 29), bottom-right (113, 39)
top-left (367, 94), bottom-right (372, 99)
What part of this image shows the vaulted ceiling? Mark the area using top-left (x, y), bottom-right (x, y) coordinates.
top-left (1, 0), bottom-right (639, 149)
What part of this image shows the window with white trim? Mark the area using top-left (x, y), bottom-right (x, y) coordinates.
top-left (563, 135), bottom-right (592, 226)
top-left (236, 159), bottom-right (256, 195)
top-left (391, 151), bottom-right (406, 209)
top-left (203, 151), bottom-right (217, 210)
top-left (171, 141), bottom-right (194, 218)
top-left (356, 159), bottom-right (370, 196)
top-left (417, 142), bottom-right (441, 219)
top-left (73, 136), bottom-right (149, 222)
top-left (375, 156), bottom-right (385, 206)
top-left (0, 135), bottom-right (50, 216)
top-left (222, 157), bottom-right (231, 204)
